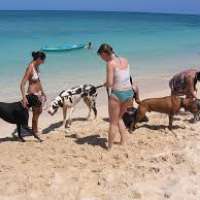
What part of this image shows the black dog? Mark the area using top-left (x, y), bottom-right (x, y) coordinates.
top-left (123, 107), bottom-right (149, 130)
top-left (0, 94), bottom-right (42, 142)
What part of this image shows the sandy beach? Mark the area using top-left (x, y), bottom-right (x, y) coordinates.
top-left (1, 77), bottom-right (200, 200)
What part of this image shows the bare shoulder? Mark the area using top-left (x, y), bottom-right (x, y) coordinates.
top-left (25, 63), bottom-right (34, 75)
top-left (120, 57), bottom-right (128, 65)
top-left (107, 60), bottom-right (115, 69)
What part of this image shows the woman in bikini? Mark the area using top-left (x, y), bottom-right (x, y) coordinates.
top-left (20, 51), bottom-right (46, 135)
top-left (97, 44), bottom-right (135, 149)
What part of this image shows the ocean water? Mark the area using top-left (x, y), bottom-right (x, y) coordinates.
top-left (0, 11), bottom-right (200, 101)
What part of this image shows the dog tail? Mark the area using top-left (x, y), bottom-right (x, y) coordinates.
top-left (135, 99), bottom-right (142, 105)
top-left (95, 84), bottom-right (105, 89)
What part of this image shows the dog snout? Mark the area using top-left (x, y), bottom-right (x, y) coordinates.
top-left (48, 106), bottom-right (58, 115)
top-left (48, 110), bottom-right (53, 115)
top-left (48, 107), bottom-right (54, 115)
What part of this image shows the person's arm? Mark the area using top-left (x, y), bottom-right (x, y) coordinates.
top-left (38, 79), bottom-right (47, 101)
top-left (20, 66), bottom-right (31, 108)
top-left (106, 63), bottom-right (114, 87)
top-left (186, 77), bottom-right (197, 99)
top-left (104, 63), bottom-right (114, 97)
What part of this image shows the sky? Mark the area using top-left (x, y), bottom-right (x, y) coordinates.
top-left (1, 0), bottom-right (200, 15)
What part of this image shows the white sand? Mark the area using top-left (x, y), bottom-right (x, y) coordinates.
top-left (0, 79), bottom-right (200, 200)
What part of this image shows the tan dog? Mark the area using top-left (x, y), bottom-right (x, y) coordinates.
top-left (130, 96), bottom-right (192, 131)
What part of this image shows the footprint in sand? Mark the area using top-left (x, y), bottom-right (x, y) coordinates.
top-left (149, 167), bottom-right (160, 174)
top-left (164, 192), bottom-right (171, 199)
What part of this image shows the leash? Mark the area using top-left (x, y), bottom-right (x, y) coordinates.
top-left (95, 84), bottom-right (105, 89)
top-left (58, 84), bottom-right (105, 98)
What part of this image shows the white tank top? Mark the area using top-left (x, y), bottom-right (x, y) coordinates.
top-left (113, 65), bottom-right (132, 90)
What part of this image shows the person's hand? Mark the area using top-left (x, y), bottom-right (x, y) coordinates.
top-left (22, 96), bottom-right (29, 108)
top-left (42, 93), bottom-right (47, 102)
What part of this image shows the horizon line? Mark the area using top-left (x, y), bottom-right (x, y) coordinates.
top-left (0, 9), bottom-right (200, 17)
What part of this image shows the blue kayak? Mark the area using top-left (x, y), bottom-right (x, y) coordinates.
top-left (42, 44), bottom-right (85, 52)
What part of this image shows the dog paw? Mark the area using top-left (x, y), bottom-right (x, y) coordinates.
top-left (135, 124), bottom-right (140, 129)
top-left (191, 119), bottom-right (198, 124)
top-left (38, 139), bottom-right (43, 143)
top-left (179, 124), bottom-right (186, 129)
top-left (171, 130), bottom-right (178, 138)
top-left (128, 128), bottom-right (135, 134)
top-left (64, 128), bottom-right (71, 134)
top-left (65, 125), bottom-right (70, 129)
top-left (19, 137), bottom-right (26, 142)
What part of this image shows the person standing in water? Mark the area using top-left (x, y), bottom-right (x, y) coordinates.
top-left (97, 44), bottom-right (134, 149)
top-left (169, 69), bottom-right (200, 98)
top-left (85, 42), bottom-right (92, 49)
top-left (20, 51), bottom-right (47, 135)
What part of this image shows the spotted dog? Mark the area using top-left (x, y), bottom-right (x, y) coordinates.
top-left (48, 84), bottom-right (103, 128)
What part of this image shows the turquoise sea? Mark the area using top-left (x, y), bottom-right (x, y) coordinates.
top-left (0, 11), bottom-right (200, 100)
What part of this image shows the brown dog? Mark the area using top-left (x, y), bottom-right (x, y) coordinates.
top-left (130, 96), bottom-right (192, 131)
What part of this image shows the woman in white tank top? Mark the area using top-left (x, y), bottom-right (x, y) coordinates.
top-left (97, 43), bottom-right (134, 149)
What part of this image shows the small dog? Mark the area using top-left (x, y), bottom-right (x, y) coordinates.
top-left (122, 107), bottom-right (149, 129)
top-left (130, 96), bottom-right (193, 132)
top-left (48, 84), bottom-right (103, 128)
top-left (0, 94), bottom-right (42, 142)
top-left (185, 99), bottom-right (200, 122)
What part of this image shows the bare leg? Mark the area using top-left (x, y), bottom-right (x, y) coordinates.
top-left (118, 103), bottom-right (129, 145)
top-left (118, 120), bottom-right (127, 145)
top-left (32, 106), bottom-right (43, 142)
top-left (108, 97), bottom-right (120, 149)
top-left (32, 106), bottom-right (42, 133)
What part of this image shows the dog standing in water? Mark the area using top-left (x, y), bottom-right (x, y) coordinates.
top-left (0, 94), bottom-right (42, 142)
top-left (48, 84), bottom-right (103, 128)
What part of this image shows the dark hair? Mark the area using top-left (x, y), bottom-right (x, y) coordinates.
top-left (32, 51), bottom-right (46, 61)
top-left (197, 71), bottom-right (200, 81)
top-left (97, 43), bottom-right (115, 56)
